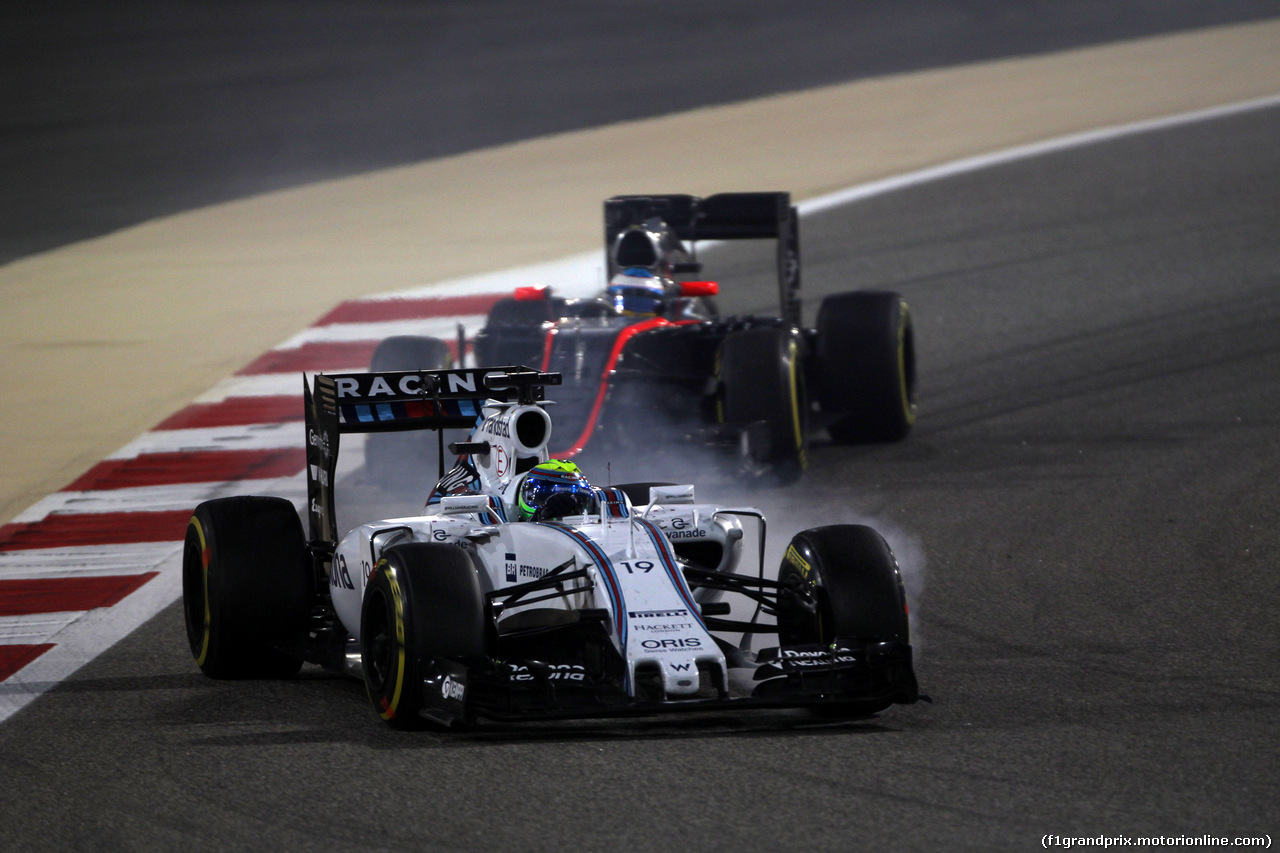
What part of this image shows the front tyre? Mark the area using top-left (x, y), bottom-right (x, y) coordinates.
top-left (815, 291), bottom-right (916, 443)
top-left (182, 496), bottom-right (310, 678)
top-left (776, 524), bottom-right (909, 646)
top-left (360, 543), bottom-right (487, 729)
top-left (776, 524), bottom-right (915, 715)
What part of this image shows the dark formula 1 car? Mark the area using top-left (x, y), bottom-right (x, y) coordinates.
top-left (182, 367), bottom-right (922, 728)
top-left (371, 192), bottom-right (916, 483)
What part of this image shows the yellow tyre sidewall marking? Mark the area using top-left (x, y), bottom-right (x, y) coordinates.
top-left (189, 516), bottom-right (212, 666)
top-left (898, 300), bottom-right (916, 426)
top-left (787, 337), bottom-right (807, 468)
top-left (379, 565), bottom-right (408, 721)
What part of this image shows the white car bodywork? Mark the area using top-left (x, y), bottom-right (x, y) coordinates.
top-left (329, 393), bottom-right (751, 700)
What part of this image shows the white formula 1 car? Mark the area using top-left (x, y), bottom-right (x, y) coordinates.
top-left (182, 366), bottom-right (921, 727)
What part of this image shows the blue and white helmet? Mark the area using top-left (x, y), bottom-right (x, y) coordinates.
top-left (607, 268), bottom-right (667, 316)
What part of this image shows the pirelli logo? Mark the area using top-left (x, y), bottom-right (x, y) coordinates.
top-left (628, 609), bottom-right (688, 619)
top-left (784, 545), bottom-right (811, 578)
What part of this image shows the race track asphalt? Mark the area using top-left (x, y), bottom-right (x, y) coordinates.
top-left (1, 4), bottom-right (1278, 850)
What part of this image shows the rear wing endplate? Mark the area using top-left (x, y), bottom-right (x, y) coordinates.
top-left (604, 192), bottom-right (801, 324)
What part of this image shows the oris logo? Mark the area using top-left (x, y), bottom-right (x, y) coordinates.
top-left (641, 637), bottom-right (701, 650)
top-left (441, 675), bottom-right (466, 701)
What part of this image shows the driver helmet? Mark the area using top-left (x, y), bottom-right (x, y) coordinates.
top-left (607, 268), bottom-right (667, 316)
top-left (517, 460), bottom-right (595, 521)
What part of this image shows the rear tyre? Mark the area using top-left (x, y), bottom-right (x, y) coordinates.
top-left (815, 291), bottom-right (916, 443)
top-left (360, 543), bottom-right (487, 729)
top-left (473, 296), bottom-right (558, 367)
top-left (182, 496), bottom-right (310, 678)
top-left (371, 335), bottom-right (453, 373)
top-left (717, 327), bottom-right (807, 483)
top-left (366, 335), bottom-right (452, 481)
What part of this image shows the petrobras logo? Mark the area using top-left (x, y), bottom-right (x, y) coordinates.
top-left (629, 609), bottom-right (688, 619)
top-left (441, 675), bottom-right (466, 701)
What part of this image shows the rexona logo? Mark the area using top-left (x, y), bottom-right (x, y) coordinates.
top-left (641, 637), bottom-right (701, 650)
top-left (629, 609), bottom-right (688, 619)
top-left (441, 675), bottom-right (466, 701)
top-left (780, 648), bottom-right (858, 667)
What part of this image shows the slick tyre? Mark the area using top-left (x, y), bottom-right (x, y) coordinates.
top-left (366, 335), bottom-right (452, 481)
top-left (473, 296), bottom-right (558, 366)
top-left (360, 543), bottom-right (487, 729)
top-left (776, 525), bottom-right (912, 716)
top-left (776, 524), bottom-right (909, 647)
top-left (814, 291), bottom-right (916, 443)
top-left (718, 327), bottom-right (808, 483)
top-left (182, 496), bottom-right (310, 678)
top-left (612, 482), bottom-right (675, 508)
top-left (371, 335), bottom-right (452, 373)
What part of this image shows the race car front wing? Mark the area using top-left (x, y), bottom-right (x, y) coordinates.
top-left (413, 636), bottom-right (920, 727)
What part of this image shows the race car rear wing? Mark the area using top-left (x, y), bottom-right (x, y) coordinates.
top-left (604, 192), bottom-right (801, 325)
top-left (304, 366), bottom-right (558, 544)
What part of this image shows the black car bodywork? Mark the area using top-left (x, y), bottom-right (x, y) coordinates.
top-left (380, 192), bottom-right (917, 482)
